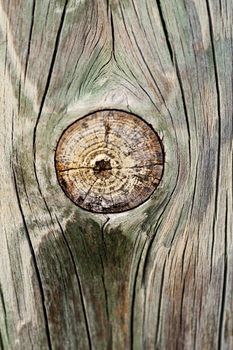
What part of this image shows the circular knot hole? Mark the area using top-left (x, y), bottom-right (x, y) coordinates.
top-left (93, 159), bottom-right (112, 178)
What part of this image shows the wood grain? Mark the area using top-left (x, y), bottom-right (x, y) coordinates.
top-left (0, 0), bottom-right (232, 349)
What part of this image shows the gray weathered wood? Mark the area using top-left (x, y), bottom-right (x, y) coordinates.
top-left (0, 0), bottom-right (232, 349)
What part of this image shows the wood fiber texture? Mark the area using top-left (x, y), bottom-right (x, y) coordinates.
top-left (55, 110), bottom-right (164, 213)
top-left (0, 0), bottom-right (232, 349)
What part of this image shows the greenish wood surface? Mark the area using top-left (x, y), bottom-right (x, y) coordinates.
top-left (0, 0), bottom-right (232, 349)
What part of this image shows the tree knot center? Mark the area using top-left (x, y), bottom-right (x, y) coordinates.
top-left (93, 159), bottom-right (112, 178)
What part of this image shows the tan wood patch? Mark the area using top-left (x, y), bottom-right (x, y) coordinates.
top-left (55, 110), bottom-right (164, 213)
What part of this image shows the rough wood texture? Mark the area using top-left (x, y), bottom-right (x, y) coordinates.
top-left (0, 0), bottom-right (232, 349)
top-left (55, 110), bottom-right (164, 213)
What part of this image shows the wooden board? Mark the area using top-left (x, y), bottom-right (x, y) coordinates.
top-left (0, 0), bottom-right (232, 349)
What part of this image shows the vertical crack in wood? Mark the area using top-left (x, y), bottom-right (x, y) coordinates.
top-left (156, 0), bottom-right (191, 163)
top-left (217, 195), bottom-right (228, 349)
top-left (154, 258), bottom-right (166, 347)
top-left (0, 284), bottom-right (9, 343)
top-left (110, 11), bottom-right (116, 61)
top-left (99, 216), bottom-right (112, 349)
top-left (206, 0), bottom-right (221, 288)
top-left (0, 331), bottom-right (4, 350)
top-left (155, 0), bottom-right (173, 64)
top-left (11, 168), bottom-right (52, 350)
top-left (205, 0), bottom-right (222, 280)
top-left (129, 237), bottom-right (147, 350)
top-left (106, 0), bottom-right (116, 61)
top-left (55, 215), bottom-right (93, 350)
top-left (31, 0), bottom-right (69, 226)
top-left (24, 0), bottom-right (36, 80)
top-left (174, 57), bottom-right (191, 164)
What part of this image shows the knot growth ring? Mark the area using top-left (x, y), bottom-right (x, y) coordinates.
top-left (55, 110), bottom-right (164, 213)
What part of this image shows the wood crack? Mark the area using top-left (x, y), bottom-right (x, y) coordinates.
top-left (99, 216), bottom-right (112, 349)
top-left (55, 215), bottom-right (93, 350)
top-left (24, 0), bottom-right (36, 80)
top-left (11, 168), bottom-right (52, 350)
top-left (129, 237), bottom-right (147, 350)
top-left (0, 332), bottom-right (4, 350)
top-left (33, 0), bottom-right (69, 158)
top-left (110, 11), bottom-right (116, 61)
top-left (0, 283), bottom-right (9, 343)
top-left (174, 56), bottom-right (191, 164)
top-left (206, 0), bottom-right (222, 281)
top-left (156, 0), bottom-right (173, 64)
top-left (217, 195), bottom-right (228, 349)
top-left (32, 0), bottom-right (69, 225)
top-left (154, 258), bottom-right (167, 347)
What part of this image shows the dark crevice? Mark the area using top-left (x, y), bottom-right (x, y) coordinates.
top-left (154, 258), bottom-right (166, 346)
top-left (4, 32), bottom-right (8, 76)
top-left (18, 80), bottom-right (21, 115)
top-left (190, 156), bottom-right (199, 218)
top-left (33, 0), bottom-right (68, 157)
top-left (32, 0), bottom-right (68, 225)
top-left (0, 284), bottom-right (9, 341)
top-left (99, 216), bottom-right (112, 349)
top-left (130, 237), bottom-right (147, 350)
top-left (179, 279), bottom-right (186, 332)
top-left (206, 0), bottom-right (222, 280)
top-left (101, 273), bottom-right (112, 340)
top-left (12, 168), bottom-right (52, 350)
top-left (217, 195), bottom-right (228, 350)
top-left (20, 166), bottom-right (33, 212)
top-left (99, 257), bottom-right (112, 349)
top-left (24, 0), bottom-right (36, 79)
top-left (35, 0), bottom-right (68, 126)
top-left (180, 235), bottom-right (189, 278)
top-left (59, 163), bottom-right (162, 172)
top-left (110, 11), bottom-right (116, 61)
top-left (55, 216), bottom-right (93, 350)
top-left (106, 0), bottom-right (109, 16)
top-left (174, 57), bottom-right (191, 163)
top-left (100, 216), bottom-right (109, 258)
top-left (156, 0), bottom-right (173, 64)
top-left (0, 332), bottom-right (4, 350)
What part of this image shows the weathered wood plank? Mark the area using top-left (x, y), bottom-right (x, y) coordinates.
top-left (0, 0), bottom-right (232, 349)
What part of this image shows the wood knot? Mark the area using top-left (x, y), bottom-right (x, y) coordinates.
top-left (93, 159), bottom-right (112, 178)
top-left (55, 110), bottom-right (164, 213)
